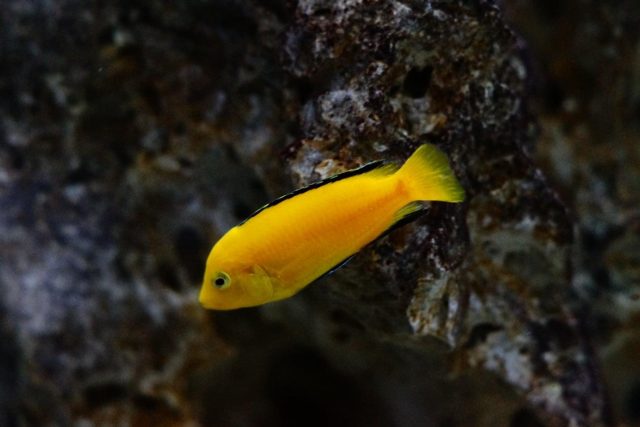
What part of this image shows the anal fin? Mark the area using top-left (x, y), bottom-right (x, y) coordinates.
top-left (314, 203), bottom-right (426, 283)
top-left (381, 201), bottom-right (427, 238)
top-left (314, 255), bottom-right (355, 283)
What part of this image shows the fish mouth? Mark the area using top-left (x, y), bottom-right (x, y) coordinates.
top-left (198, 293), bottom-right (212, 309)
top-left (198, 287), bottom-right (219, 310)
top-left (198, 296), bottom-right (233, 311)
top-left (198, 287), bottom-right (246, 310)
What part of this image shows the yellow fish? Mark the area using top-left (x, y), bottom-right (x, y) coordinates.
top-left (199, 144), bottom-right (464, 310)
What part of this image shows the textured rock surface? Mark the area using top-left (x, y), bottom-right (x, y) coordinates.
top-left (0, 0), bottom-right (637, 426)
top-left (505, 1), bottom-right (640, 425)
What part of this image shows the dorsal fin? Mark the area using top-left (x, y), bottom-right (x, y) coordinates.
top-left (238, 159), bottom-right (387, 226)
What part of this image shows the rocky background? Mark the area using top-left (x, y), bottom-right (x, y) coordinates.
top-left (0, 1), bottom-right (638, 426)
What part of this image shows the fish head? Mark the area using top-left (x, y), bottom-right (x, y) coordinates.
top-left (199, 259), bottom-right (275, 310)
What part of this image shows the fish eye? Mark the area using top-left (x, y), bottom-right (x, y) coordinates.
top-left (212, 272), bottom-right (231, 290)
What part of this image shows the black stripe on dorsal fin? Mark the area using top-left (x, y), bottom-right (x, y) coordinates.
top-left (238, 159), bottom-right (387, 226)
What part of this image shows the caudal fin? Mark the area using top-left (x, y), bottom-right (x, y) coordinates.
top-left (396, 144), bottom-right (465, 202)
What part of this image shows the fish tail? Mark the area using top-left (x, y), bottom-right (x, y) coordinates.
top-left (396, 144), bottom-right (465, 202)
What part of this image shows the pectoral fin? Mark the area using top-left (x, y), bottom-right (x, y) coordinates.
top-left (245, 265), bottom-right (274, 301)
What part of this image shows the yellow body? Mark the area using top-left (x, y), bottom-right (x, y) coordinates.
top-left (199, 144), bottom-right (464, 310)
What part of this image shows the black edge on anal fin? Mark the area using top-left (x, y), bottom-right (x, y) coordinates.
top-left (313, 208), bottom-right (427, 283)
top-left (379, 206), bottom-right (428, 240)
top-left (314, 255), bottom-right (355, 282)
top-left (238, 159), bottom-right (387, 226)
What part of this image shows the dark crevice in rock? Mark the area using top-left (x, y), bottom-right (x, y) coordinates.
top-left (509, 407), bottom-right (546, 427)
top-left (402, 66), bottom-right (433, 99)
top-left (625, 381), bottom-right (640, 423)
top-left (173, 225), bottom-right (208, 284)
top-left (84, 383), bottom-right (129, 408)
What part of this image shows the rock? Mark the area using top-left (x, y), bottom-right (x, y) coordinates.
top-left (276, 2), bottom-right (608, 426)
